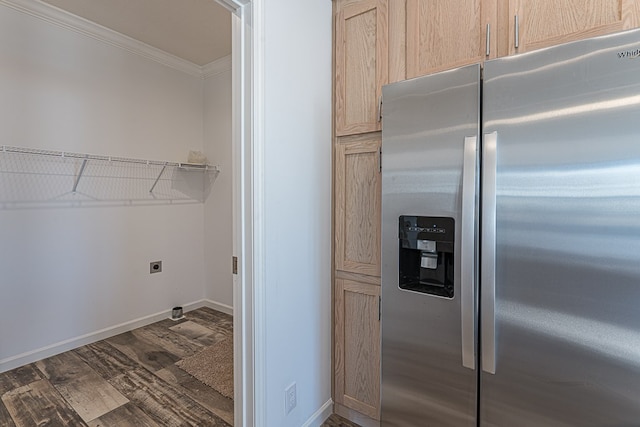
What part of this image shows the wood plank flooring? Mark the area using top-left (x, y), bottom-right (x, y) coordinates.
top-left (0, 307), bottom-right (233, 427)
top-left (322, 414), bottom-right (362, 426)
top-left (0, 307), bottom-right (361, 427)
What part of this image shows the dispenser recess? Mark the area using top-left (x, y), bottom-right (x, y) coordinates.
top-left (398, 216), bottom-right (454, 298)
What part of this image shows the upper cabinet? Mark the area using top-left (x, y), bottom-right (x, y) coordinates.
top-left (336, 0), bottom-right (640, 104)
top-left (398, 0), bottom-right (640, 79)
top-left (335, 0), bottom-right (388, 136)
top-left (508, 0), bottom-right (640, 54)
top-left (405, 0), bottom-right (499, 79)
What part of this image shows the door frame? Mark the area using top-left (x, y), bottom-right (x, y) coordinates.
top-left (217, 1), bottom-right (264, 426)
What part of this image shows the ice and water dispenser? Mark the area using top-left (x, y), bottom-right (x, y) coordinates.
top-left (398, 216), bottom-right (454, 298)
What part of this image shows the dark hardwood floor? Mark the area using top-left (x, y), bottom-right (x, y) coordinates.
top-left (0, 307), bottom-right (234, 426)
top-left (0, 307), bottom-right (360, 427)
top-left (322, 414), bottom-right (362, 426)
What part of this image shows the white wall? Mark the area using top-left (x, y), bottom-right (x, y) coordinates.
top-left (204, 60), bottom-right (234, 309)
top-left (0, 5), bottom-right (209, 369)
top-left (261, 1), bottom-right (333, 425)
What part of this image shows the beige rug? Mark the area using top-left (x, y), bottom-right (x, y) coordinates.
top-left (176, 337), bottom-right (233, 399)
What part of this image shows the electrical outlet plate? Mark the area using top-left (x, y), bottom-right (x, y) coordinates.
top-left (150, 261), bottom-right (162, 274)
top-left (284, 382), bottom-right (297, 415)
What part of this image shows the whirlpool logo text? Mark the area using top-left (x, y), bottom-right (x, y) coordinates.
top-left (617, 48), bottom-right (640, 58)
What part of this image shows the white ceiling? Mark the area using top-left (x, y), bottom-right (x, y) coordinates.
top-left (41, 0), bottom-right (232, 66)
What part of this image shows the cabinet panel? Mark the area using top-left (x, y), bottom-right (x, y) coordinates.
top-left (509, 0), bottom-right (640, 54)
top-left (406, 0), bottom-right (498, 78)
top-left (335, 278), bottom-right (381, 420)
top-left (336, 0), bottom-right (388, 136)
top-left (335, 134), bottom-right (381, 277)
top-left (388, 0), bottom-right (407, 83)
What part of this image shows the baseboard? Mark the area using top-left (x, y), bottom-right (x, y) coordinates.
top-left (0, 298), bottom-right (233, 374)
top-left (334, 403), bottom-right (380, 427)
top-left (201, 298), bottom-right (234, 316)
top-left (302, 399), bottom-right (334, 427)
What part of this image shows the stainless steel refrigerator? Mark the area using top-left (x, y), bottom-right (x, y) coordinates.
top-left (381, 29), bottom-right (640, 426)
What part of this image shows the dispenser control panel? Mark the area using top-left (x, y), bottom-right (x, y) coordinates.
top-left (398, 216), bottom-right (454, 298)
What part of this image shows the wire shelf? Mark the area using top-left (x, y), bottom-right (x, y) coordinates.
top-left (0, 145), bottom-right (219, 208)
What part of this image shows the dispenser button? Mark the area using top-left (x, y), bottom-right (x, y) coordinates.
top-left (417, 240), bottom-right (436, 252)
top-left (421, 253), bottom-right (438, 269)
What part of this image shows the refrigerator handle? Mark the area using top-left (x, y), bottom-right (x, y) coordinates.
top-left (481, 131), bottom-right (498, 374)
top-left (461, 135), bottom-right (477, 370)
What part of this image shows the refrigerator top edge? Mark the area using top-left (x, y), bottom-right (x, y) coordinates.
top-left (381, 63), bottom-right (481, 147)
top-left (483, 27), bottom-right (640, 136)
top-left (485, 27), bottom-right (640, 66)
top-left (382, 62), bottom-right (481, 98)
top-left (483, 27), bottom-right (640, 89)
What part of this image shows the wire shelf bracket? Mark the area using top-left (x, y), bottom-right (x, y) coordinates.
top-left (72, 158), bottom-right (88, 194)
top-left (0, 145), bottom-right (220, 207)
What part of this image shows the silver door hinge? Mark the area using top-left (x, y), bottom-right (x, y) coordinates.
top-left (379, 147), bottom-right (382, 173)
top-left (379, 295), bottom-right (381, 321)
top-left (232, 256), bottom-right (238, 274)
top-left (378, 95), bottom-right (383, 122)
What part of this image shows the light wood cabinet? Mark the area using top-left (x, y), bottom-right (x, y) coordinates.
top-left (400, 0), bottom-right (640, 78)
top-left (405, 0), bottom-right (499, 78)
top-left (335, 134), bottom-right (381, 277)
top-left (335, 0), bottom-right (388, 136)
top-left (333, 2), bottom-right (385, 424)
top-left (334, 276), bottom-right (381, 420)
top-left (508, 0), bottom-right (640, 54)
top-left (332, 2), bottom-right (640, 425)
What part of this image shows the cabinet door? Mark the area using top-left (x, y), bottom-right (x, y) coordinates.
top-left (509, 0), bottom-right (640, 54)
top-left (335, 135), bottom-right (381, 277)
top-left (335, 277), bottom-right (381, 420)
top-left (335, 0), bottom-right (388, 136)
top-left (406, 0), bottom-right (498, 78)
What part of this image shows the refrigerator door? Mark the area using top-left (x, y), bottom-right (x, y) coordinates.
top-left (481, 29), bottom-right (640, 426)
top-left (381, 64), bottom-right (480, 426)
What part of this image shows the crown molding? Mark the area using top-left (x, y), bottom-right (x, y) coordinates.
top-left (216, 0), bottom-right (249, 13)
top-left (202, 54), bottom-right (232, 79)
top-left (0, 0), bottom-right (205, 77)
